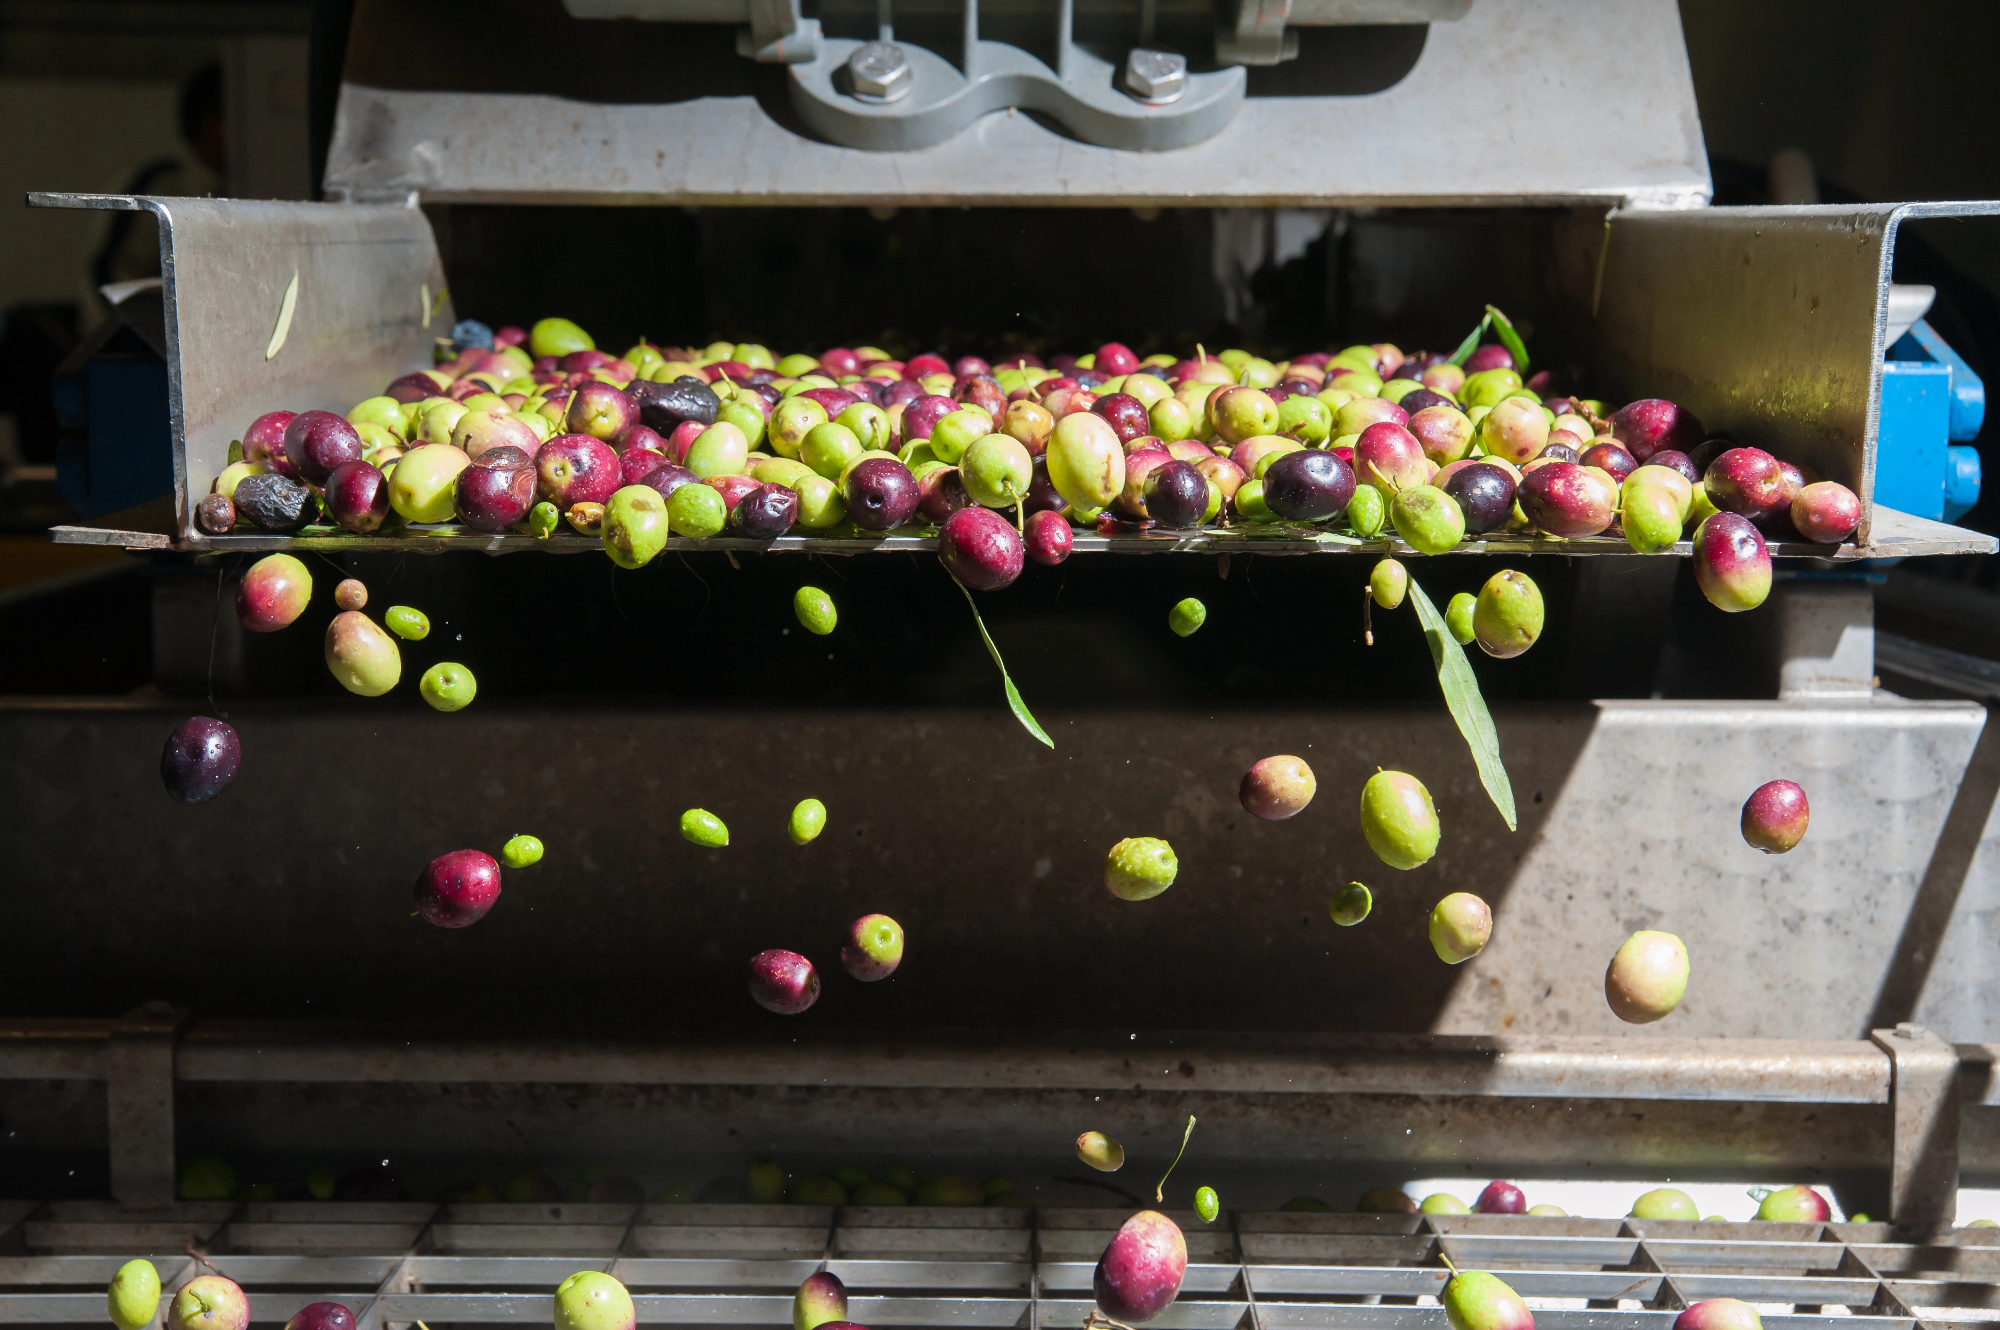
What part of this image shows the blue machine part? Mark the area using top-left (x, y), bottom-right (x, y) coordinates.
top-left (1879, 319), bottom-right (1984, 522)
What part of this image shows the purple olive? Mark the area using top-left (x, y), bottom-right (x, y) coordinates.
top-left (1261, 448), bottom-right (1355, 522)
top-left (1538, 441), bottom-right (1581, 465)
top-left (1741, 779), bottom-right (1809, 852)
top-left (284, 1305), bottom-right (356, 1330)
top-left (455, 448), bottom-right (536, 532)
top-left (1397, 387), bottom-right (1457, 415)
top-left (1691, 511), bottom-right (1771, 612)
top-left (900, 394), bottom-right (958, 442)
top-left (881, 378), bottom-right (926, 409)
top-left (1580, 441), bottom-right (1638, 483)
top-left (1143, 460), bottom-right (1209, 528)
top-left (1611, 398), bottom-right (1704, 462)
top-left (1463, 345), bottom-right (1514, 373)
top-left (323, 460), bottom-right (389, 534)
top-left (938, 506), bottom-right (1024, 590)
top-left (749, 948), bottom-right (820, 1014)
top-left (1024, 457), bottom-right (1064, 515)
top-left (732, 482), bottom-right (799, 538)
top-left (1647, 449), bottom-right (1700, 484)
top-left (1093, 393), bottom-right (1152, 445)
top-left (565, 381), bottom-right (636, 440)
top-left (638, 462), bottom-right (701, 502)
top-left (1518, 461), bottom-right (1617, 537)
top-left (843, 457), bottom-right (920, 530)
top-left (1024, 509), bottom-right (1072, 565)
top-left (1705, 447), bottom-right (1788, 517)
top-left (282, 410), bottom-right (364, 484)
top-left (918, 465), bottom-right (974, 523)
top-left (161, 716), bottom-right (240, 804)
top-left (1442, 462), bottom-right (1517, 534)
top-left (620, 445), bottom-right (667, 487)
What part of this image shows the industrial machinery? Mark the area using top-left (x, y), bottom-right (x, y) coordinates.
top-left (6, 0), bottom-right (2000, 1321)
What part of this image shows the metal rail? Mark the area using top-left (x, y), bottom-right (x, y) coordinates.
top-left (41, 504), bottom-right (1999, 559)
top-left (2, 1022), bottom-right (1988, 1229)
top-left (2, 1203), bottom-right (1997, 1328)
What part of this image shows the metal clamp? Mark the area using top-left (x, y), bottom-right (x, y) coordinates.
top-left (1868, 1023), bottom-right (1961, 1237)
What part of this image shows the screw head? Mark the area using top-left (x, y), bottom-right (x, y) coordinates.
top-left (848, 41), bottom-right (913, 101)
top-left (1125, 48), bottom-right (1187, 102)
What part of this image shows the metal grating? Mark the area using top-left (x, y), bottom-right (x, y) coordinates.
top-left (4, 1203), bottom-right (1998, 1330)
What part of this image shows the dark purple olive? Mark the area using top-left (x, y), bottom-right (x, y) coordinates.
top-left (1397, 388), bottom-right (1456, 415)
top-left (1646, 449), bottom-right (1700, 484)
top-left (630, 376), bottom-right (720, 433)
top-left (1261, 448), bottom-right (1355, 522)
top-left (881, 378), bottom-right (926, 409)
top-left (454, 449), bottom-right (535, 532)
top-left (1686, 437), bottom-right (1733, 476)
top-left (1024, 509), bottom-right (1072, 565)
top-left (234, 472), bottom-right (319, 532)
top-left (324, 460), bottom-right (390, 534)
top-left (1539, 441), bottom-right (1581, 465)
top-left (284, 1304), bottom-right (356, 1330)
top-left (1442, 461), bottom-right (1517, 535)
top-left (843, 456), bottom-right (921, 530)
top-left (161, 716), bottom-right (240, 805)
top-left (281, 410), bottom-right (363, 484)
top-left (1580, 441), bottom-right (1639, 483)
top-left (196, 493), bottom-right (236, 535)
top-left (1143, 460), bottom-right (1208, 528)
top-left (1023, 457), bottom-right (1063, 515)
top-left (639, 462), bottom-right (700, 501)
top-left (938, 506), bottom-right (1024, 590)
top-left (732, 482), bottom-right (799, 538)
top-left (918, 465), bottom-right (973, 523)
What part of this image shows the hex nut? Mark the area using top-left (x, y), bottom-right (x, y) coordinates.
top-left (1124, 48), bottom-right (1187, 102)
top-left (848, 41), bottom-right (913, 101)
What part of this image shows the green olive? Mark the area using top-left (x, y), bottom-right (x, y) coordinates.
top-left (1168, 597), bottom-right (1207, 637)
top-left (385, 605), bottom-right (430, 640)
top-left (529, 501), bottom-right (560, 540)
top-left (680, 808), bottom-right (729, 847)
top-left (1329, 881), bottom-right (1372, 926)
top-left (1369, 558), bottom-right (1407, 609)
top-left (1104, 836), bottom-right (1177, 900)
top-left (1194, 1186), bottom-right (1221, 1223)
top-left (789, 798), bottom-right (827, 845)
top-left (1445, 592), bottom-right (1477, 645)
top-left (795, 586), bottom-right (837, 635)
top-left (1346, 483), bottom-right (1386, 538)
top-left (419, 661), bottom-right (477, 712)
top-left (501, 834), bottom-right (544, 869)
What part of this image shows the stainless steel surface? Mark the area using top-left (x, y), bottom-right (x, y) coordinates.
top-left (1870, 1026), bottom-right (1962, 1237)
top-left (321, 0), bottom-right (1708, 207)
top-left (6, 1205), bottom-right (2000, 1327)
top-left (103, 1007), bottom-right (186, 1209)
top-left (1777, 584), bottom-right (1876, 701)
top-left (1592, 200), bottom-right (2000, 546)
top-left (43, 503), bottom-right (2000, 558)
top-left (23, 193), bottom-right (447, 547)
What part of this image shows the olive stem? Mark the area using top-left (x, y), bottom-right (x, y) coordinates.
top-left (1363, 585), bottom-right (1374, 646)
top-left (1439, 1251), bottom-right (1460, 1277)
top-left (1084, 1311), bottom-right (1142, 1330)
top-left (1153, 1113), bottom-right (1196, 1202)
top-left (1015, 498), bottom-right (1025, 534)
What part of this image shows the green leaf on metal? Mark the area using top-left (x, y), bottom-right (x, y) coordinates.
top-left (1485, 304), bottom-right (1531, 377)
top-left (1408, 578), bottom-right (1516, 831)
top-left (959, 581), bottom-right (1054, 749)
top-left (1446, 312), bottom-right (1491, 367)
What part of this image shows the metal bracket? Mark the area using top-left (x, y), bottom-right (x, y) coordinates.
top-left (1868, 1023), bottom-right (1960, 1237)
top-left (107, 1003), bottom-right (189, 1208)
top-left (1216, 0), bottom-right (1299, 65)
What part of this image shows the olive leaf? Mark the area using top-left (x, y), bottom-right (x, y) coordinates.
top-left (1407, 578), bottom-right (1516, 831)
top-left (265, 271), bottom-right (299, 361)
top-left (1446, 311), bottom-right (1491, 367)
top-left (957, 581), bottom-right (1054, 749)
top-left (1484, 304), bottom-right (1531, 377)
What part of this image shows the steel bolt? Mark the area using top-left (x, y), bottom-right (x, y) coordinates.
top-left (848, 41), bottom-right (913, 101)
top-left (1124, 48), bottom-right (1187, 102)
